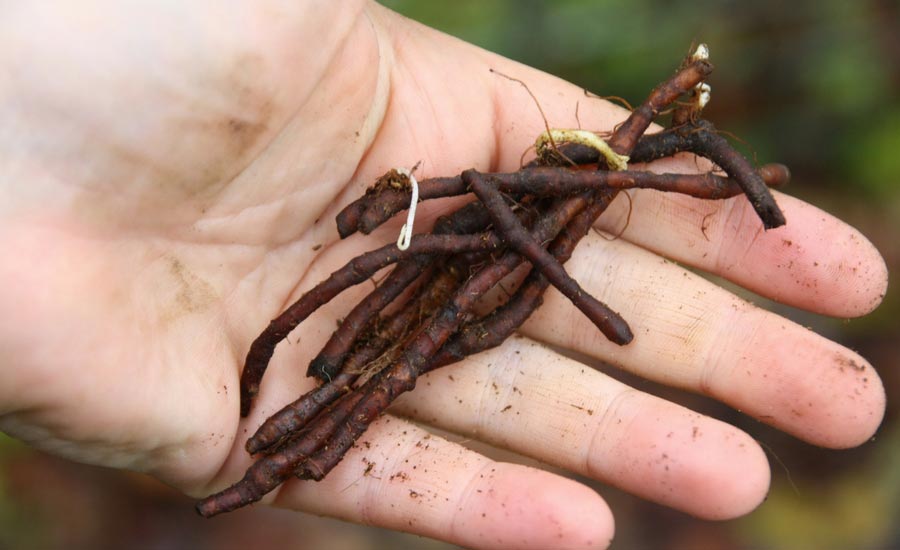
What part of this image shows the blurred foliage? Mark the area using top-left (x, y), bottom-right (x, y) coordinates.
top-left (736, 422), bottom-right (900, 549)
top-left (0, 433), bottom-right (48, 549)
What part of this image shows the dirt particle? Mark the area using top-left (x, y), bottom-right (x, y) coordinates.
top-left (390, 471), bottom-right (409, 482)
top-left (162, 256), bottom-right (218, 322)
top-left (569, 403), bottom-right (594, 415)
top-left (835, 353), bottom-right (866, 372)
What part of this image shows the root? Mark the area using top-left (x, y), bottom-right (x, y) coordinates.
top-left (198, 43), bottom-right (788, 517)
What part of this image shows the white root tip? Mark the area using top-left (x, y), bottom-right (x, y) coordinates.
top-left (395, 167), bottom-right (418, 251)
top-left (697, 83), bottom-right (711, 109)
top-left (692, 43), bottom-right (710, 61)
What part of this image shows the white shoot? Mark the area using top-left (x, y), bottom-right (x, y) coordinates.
top-left (395, 167), bottom-right (418, 251)
top-left (697, 82), bottom-right (711, 109)
top-left (692, 43), bottom-right (710, 61)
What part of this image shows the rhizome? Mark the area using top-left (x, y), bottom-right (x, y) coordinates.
top-left (197, 44), bottom-right (788, 517)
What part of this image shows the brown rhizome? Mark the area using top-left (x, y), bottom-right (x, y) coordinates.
top-left (196, 44), bottom-right (790, 517)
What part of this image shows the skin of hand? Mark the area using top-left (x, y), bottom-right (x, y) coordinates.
top-left (0, 2), bottom-right (888, 548)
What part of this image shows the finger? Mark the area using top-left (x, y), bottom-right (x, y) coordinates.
top-left (463, 28), bottom-right (886, 318)
top-left (518, 230), bottom-right (886, 448)
top-left (593, 180), bottom-right (888, 318)
top-left (223, 273), bottom-right (613, 549)
top-left (391, 337), bottom-right (770, 520)
top-left (269, 416), bottom-right (614, 550)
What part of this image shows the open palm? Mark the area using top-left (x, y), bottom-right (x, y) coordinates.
top-left (0, 2), bottom-right (887, 549)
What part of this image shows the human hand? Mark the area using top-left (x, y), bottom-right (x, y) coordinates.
top-left (0, 2), bottom-right (887, 549)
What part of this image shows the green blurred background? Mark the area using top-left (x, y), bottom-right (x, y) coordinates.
top-left (2, 1), bottom-right (897, 548)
